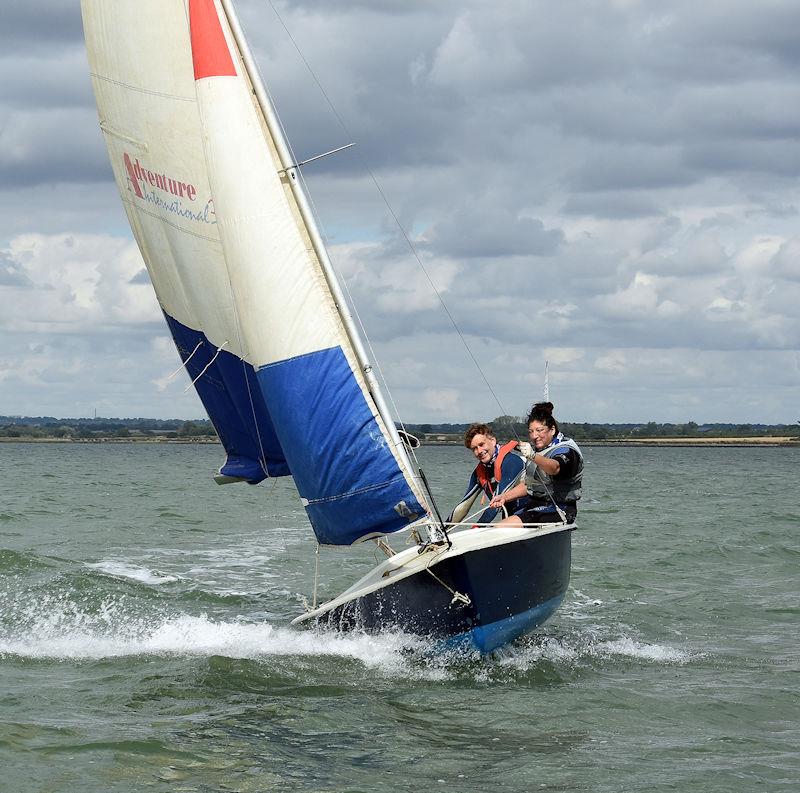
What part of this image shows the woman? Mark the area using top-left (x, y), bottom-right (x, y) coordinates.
top-left (489, 402), bottom-right (583, 525)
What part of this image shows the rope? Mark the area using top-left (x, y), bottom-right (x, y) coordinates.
top-left (184, 340), bottom-right (229, 391)
top-left (424, 565), bottom-right (471, 606)
top-left (167, 341), bottom-right (203, 379)
top-left (313, 543), bottom-right (320, 609)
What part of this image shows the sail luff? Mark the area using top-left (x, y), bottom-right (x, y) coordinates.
top-left (217, 0), bottom-right (428, 509)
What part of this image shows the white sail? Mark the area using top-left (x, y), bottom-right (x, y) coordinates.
top-left (81, 0), bottom-right (428, 544)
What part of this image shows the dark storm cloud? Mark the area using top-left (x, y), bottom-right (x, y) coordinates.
top-left (683, 139), bottom-right (800, 178)
top-left (670, 1), bottom-right (800, 66)
top-left (571, 147), bottom-right (695, 192)
top-left (0, 50), bottom-right (94, 110)
top-left (271, 0), bottom-right (437, 14)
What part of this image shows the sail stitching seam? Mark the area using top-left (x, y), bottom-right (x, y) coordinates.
top-left (90, 72), bottom-right (195, 102)
top-left (304, 478), bottom-right (403, 505)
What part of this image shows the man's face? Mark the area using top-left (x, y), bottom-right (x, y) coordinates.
top-left (469, 433), bottom-right (497, 464)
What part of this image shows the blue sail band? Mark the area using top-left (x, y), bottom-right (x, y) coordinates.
top-left (256, 346), bottom-right (424, 546)
top-left (165, 313), bottom-right (289, 481)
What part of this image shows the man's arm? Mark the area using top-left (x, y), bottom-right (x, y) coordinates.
top-left (447, 471), bottom-right (481, 524)
top-left (488, 481), bottom-right (527, 511)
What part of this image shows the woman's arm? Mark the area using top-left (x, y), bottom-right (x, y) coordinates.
top-left (531, 452), bottom-right (561, 477)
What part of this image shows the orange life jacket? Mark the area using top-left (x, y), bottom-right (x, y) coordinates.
top-left (474, 440), bottom-right (519, 497)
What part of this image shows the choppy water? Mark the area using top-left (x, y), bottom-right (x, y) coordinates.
top-left (1, 441), bottom-right (798, 792)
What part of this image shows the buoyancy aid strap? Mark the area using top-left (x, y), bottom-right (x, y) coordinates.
top-left (539, 432), bottom-right (583, 460)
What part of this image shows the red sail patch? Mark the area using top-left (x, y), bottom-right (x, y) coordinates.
top-left (189, 0), bottom-right (236, 80)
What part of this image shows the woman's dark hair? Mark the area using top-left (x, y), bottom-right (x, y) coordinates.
top-left (527, 401), bottom-right (558, 434)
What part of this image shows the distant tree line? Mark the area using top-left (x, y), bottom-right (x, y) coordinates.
top-left (0, 416), bottom-right (217, 440)
top-left (404, 417), bottom-right (800, 441)
top-left (1, 415), bottom-right (798, 442)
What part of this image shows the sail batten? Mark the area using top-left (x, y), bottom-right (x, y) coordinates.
top-left (82, 0), bottom-right (427, 544)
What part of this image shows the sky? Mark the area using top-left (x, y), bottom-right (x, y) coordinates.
top-left (1, 0), bottom-right (798, 425)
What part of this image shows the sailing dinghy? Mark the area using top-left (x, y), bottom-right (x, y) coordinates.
top-left (81, 0), bottom-right (574, 653)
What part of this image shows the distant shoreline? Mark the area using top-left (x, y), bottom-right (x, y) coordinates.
top-left (580, 436), bottom-right (799, 447)
top-left (1, 436), bottom-right (797, 447)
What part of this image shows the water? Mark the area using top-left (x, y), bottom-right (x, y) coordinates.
top-left (1, 442), bottom-right (798, 792)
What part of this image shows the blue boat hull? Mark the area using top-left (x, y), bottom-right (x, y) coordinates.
top-left (316, 527), bottom-right (573, 653)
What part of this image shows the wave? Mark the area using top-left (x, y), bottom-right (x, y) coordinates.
top-left (1, 563), bottom-right (698, 679)
top-left (0, 548), bottom-right (57, 573)
top-left (85, 560), bottom-right (181, 586)
top-left (0, 588), bottom-right (696, 682)
top-left (0, 603), bottom-right (422, 675)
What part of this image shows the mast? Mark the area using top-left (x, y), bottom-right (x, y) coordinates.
top-left (218, 0), bottom-right (425, 502)
top-left (543, 360), bottom-right (549, 402)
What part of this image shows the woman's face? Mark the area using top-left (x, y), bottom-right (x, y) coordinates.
top-left (528, 420), bottom-right (556, 451)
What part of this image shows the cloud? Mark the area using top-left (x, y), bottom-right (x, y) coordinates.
top-left (423, 206), bottom-right (564, 258)
top-left (0, 233), bottom-right (160, 334)
top-left (0, 108), bottom-right (109, 189)
top-left (1, 0), bottom-right (799, 423)
top-left (0, 250), bottom-right (33, 287)
top-left (771, 238), bottom-right (800, 282)
top-left (0, 1), bottom-right (83, 50)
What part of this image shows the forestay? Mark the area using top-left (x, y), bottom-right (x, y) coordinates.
top-left (81, 0), bottom-right (428, 544)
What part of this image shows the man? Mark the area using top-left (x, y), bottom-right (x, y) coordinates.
top-left (447, 423), bottom-right (528, 527)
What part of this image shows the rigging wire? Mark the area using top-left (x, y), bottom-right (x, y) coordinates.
top-left (242, 61), bottom-right (433, 520)
top-left (260, 0), bottom-right (514, 430)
